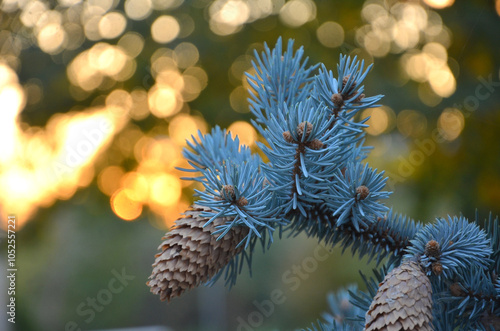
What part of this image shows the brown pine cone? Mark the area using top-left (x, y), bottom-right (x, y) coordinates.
top-left (147, 204), bottom-right (249, 301)
top-left (365, 260), bottom-right (434, 331)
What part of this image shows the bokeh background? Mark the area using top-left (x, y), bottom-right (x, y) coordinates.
top-left (0, 0), bottom-right (499, 330)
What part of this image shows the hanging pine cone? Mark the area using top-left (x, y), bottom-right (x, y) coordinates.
top-left (147, 204), bottom-right (249, 301)
top-left (365, 260), bottom-right (433, 331)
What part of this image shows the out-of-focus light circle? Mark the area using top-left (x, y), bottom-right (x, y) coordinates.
top-left (397, 109), bottom-right (427, 137)
top-left (84, 15), bottom-right (102, 40)
top-left (316, 21), bottom-right (344, 48)
top-left (438, 108), bottom-right (464, 141)
top-left (58, 0), bottom-right (82, 6)
top-left (173, 42), bottom-right (199, 69)
top-left (152, 0), bottom-right (184, 10)
top-left (117, 32), bottom-right (145, 58)
top-left (428, 68), bottom-right (455, 97)
top-left (121, 172), bottom-right (149, 202)
top-left (38, 24), bottom-right (66, 54)
top-left (98, 166), bottom-right (125, 196)
top-left (106, 89), bottom-right (133, 114)
top-left (229, 86), bottom-right (249, 113)
top-left (130, 89), bottom-right (150, 120)
top-left (88, 0), bottom-right (115, 12)
top-left (99, 12), bottom-right (127, 39)
top-left (20, 1), bottom-right (47, 27)
top-left (151, 15), bottom-right (180, 43)
top-left (418, 83), bottom-right (442, 107)
top-left (210, 0), bottom-right (250, 26)
top-left (423, 0), bottom-right (455, 9)
top-left (168, 114), bottom-right (199, 145)
top-left (64, 22), bottom-right (85, 50)
top-left (228, 121), bottom-right (257, 146)
top-left (361, 106), bottom-right (395, 136)
top-left (148, 85), bottom-right (181, 118)
top-left (279, 0), bottom-right (316, 27)
top-left (111, 188), bottom-right (143, 221)
top-left (125, 0), bottom-right (152, 20)
top-left (183, 67), bottom-right (208, 91)
top-left (150, 173), bottom-right (182, 207)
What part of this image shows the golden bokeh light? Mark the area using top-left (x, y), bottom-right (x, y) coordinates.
top-left (209, 0), bottom-right (250, 36)
top-left (20, 1), bottom-right (48, 27)
top-left (156, 69), bottom-right (184, 90)
top-left (0, 2), bottom-right (217, 229)
top-left (279, 0), bottom-right (316, 27)
top-left (230, 86), bottom-right (250, 113)
top-left (148, 85), bottom-right (182, 118)
top-left (129, 88), bottom-right (151, 121)
top-left (106, 89), bottom-right (133, 114)
top-left (125, 0), bottom-right (153, 20)
top-left (111, 188), bottom-right (143, 221)
top-left (496, 0), bottom-right (500, 16)
top-left (98, 12), bottom-right (127, 39)
top-left (121, 172), bottom-right (149, 202)
top-left (228, 121), bottom-right (257, 146)
top-left (428, 68), bottom-right (455, 97)
top-left (423, 0), bottom-right (455, 9)
top-left (418, 83), bottom-right (442, 107)
top-left (117, 32), bottom-right (145, 58)
top-left (151, 15), bottom-right (180, 43)
top-left (67, 43), bottom-right (134, 91)
top-left (400, 41), bottom-right (456, 99)
top-left (37, 23), bottom-right (67, 54)
top-left (169, 114), bottom-right (206, 145)
top-left (173, 42), bottom-right (199, 69)
top-left (397, 109), bottom-right (428, 138)
top-left (316, 21), bottom-right (345, 48)
top-left (98, 166), bottom-right (125, 196)
top-left (437, 108), bottom-right (464, 141)
top-left (150, 173), bottom-right (182, 207)
top-left (361, 106), bottom-right (395, 136)
top-left (0, 64), bottom-right (128, 228)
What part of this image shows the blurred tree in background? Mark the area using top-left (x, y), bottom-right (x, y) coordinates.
top-left (0, 0), bottom-right (498, 330)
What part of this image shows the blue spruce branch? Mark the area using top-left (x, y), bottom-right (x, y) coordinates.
top-left (147, 38), bottom-right (500, 330)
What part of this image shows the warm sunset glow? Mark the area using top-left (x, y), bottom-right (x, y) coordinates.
top-left (0, 63), bottom-right (128, 229)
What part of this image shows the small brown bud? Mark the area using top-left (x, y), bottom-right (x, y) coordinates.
top-left (308, 139), bottom-right (324, 150)
top-left (425, 240), bottom-right (441, 258)
top-left (237, 197), bottom-right (248, 207)
top-left (342, 75), bottom-right (351, 88)
top-left (356, 185), bottom-right (370, 200)
top-left (283, 131), bottom-right (294, 143)
top-left (431, 262), bottom-right (443, 275)
top-left (331, 93), bottom-right (344, 107)
top-left (297, 122), bottom-right (313, 139)
top-left (354, 93), bottom-right (365, 103)
top-left (450, 282), bottom-right (466, 297)
top-left (221, 185), bottom-right (235, 201)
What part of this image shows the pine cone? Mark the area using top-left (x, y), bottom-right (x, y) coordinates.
top-left (365, 260), bottom-right (433, 331)
top-left (147, 204), bottom-right (249, 301)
